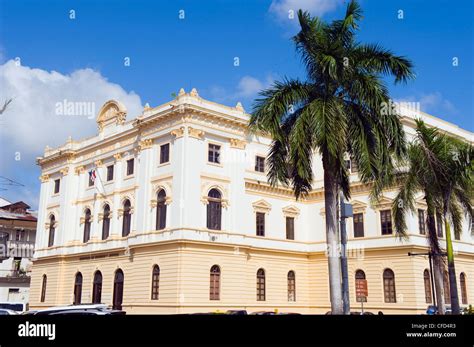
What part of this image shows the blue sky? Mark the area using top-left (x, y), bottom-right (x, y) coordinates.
top-left (0, 0), bottom-right (473, 208)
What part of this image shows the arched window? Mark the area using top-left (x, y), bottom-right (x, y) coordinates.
top-left (92, 271), bottom-right (102, 304)
top-left (256, 268), bottom-right (265, 301)
top-left (355, 270), bottom-right (367, 302)
top-left (122, 200), bottom-right (131, 237)
top-left (207, 189), bottom-right (222, 230)
top-left (102, 204), bottom-right (110, 240)
top-left (151, 265), bottom-right (160, 300)
top-left (48, 215), bottom-right (55, 247)
top-left (83, 209), bottom-right (91, 243)
top-left (460, 273), bottom-right (467, 305)
top-left (73, 272), bottom-right (82, 305)
top-left (210, 265), bottom-right (221, 300)
top-left (424, 269), bottom-right (432, 303)
top-left (40, 274), bottom-right (47, 302)
top-left (383, 269), bottom-right (396, 303)
top-left (113, 269), bottom-right (124, 310)
top-left (443, 270), bottom-right (451, 304)
top-left (156, 190), bottom-right (167, 230)
top-left (287, 271), bottom-right (296, 302)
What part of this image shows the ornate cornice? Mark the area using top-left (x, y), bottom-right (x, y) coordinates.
top-left (229, 138), bottom-right (246, 149)
top-left (188, 127), bottom-right (205, 140)
top-left (170, 127), bottom-right (185, 138)
top-left (39, 174), bottom-right (50, 183)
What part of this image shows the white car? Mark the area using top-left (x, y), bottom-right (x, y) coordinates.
top-left (0, 308), bottom-right (20, 315)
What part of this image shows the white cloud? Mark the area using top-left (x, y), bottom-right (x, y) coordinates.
top-left (0, 60), bottom-right (142, 157)
top-left (269, 0), bottom-right (344, 23)
top-left (0, 60), bottom-right (143, 207)
top-left (397, 92), bottom-right (457, 116)
top-left (208, 75), bottom-right (275, 108)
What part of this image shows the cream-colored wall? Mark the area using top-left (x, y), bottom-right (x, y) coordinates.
top-left (30, 242), bottom-right (474, 314)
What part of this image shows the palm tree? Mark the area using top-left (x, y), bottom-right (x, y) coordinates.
top-left (249, 0), bottom-right (414, 314)
top-left (436, 135), bottom-right (473, 314)
top-left (393, 120), bottom-right (473, 314)
top-left (392, 120), bottom-right (448, 313)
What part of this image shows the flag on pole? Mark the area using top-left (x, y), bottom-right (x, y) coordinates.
top-left (88, 169), bottom-right (97, 183)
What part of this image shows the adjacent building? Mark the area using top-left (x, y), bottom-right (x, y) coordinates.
top-left (30, 89), bottom-right (473, 313)
top-left (0, 199), bottom-right (37, 308)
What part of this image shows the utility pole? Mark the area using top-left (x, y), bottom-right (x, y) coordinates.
top-left (340, 194), bottom-right (352, 315)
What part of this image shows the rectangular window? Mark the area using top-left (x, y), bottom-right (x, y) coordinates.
top-left (106, 165), bottom-right (114, 181)
top-left (160, 143), bottom-right (170, 164)
top-left (255, 156), bottom-right (265, 173)
top-left (380, 210), bottom-right (393, 235)
top-left (126, 158), bottom-right (134, 176)
top-left (418, 209), bottom-right (426, 235)
top-left (286, 217), bottom-right (294, 240)
top-left (53, 179), bottom-right (60, 194)
top-left (15, 230), bottom-right (26, 241)
top-left (256, 212), bottom-right (265, 237)
top-left (353, 213), bottom-right (364, 237)
top-left (88, 174), bottom-right (94, 187)
top-left (436, 215), bottom-right (443, 238)
top-left (208, 144), bottom-right (221, 164)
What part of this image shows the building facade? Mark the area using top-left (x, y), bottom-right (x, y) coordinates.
top-left (0, 200), bottom-right (37, 307)
top-left (30, 89), bottom-right (473, 314)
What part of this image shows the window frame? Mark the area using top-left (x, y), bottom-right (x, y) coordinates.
top-left (159, 143), bottom-right (170, 165)
top-left (156, 190), bottom-right (167, 230)
top-left (209, 265), bottom-right (221, 301)
top-left (126, 158), bottom-right (135, 177)
top-left (92, 271), bottom-right (102, 304)
top-left (383, 269), bottom-right (396, 303)
top-left (353, 213), bottom-right (364, 238)
top-left (208, 143), bottom-right (221, 164)
top-left (106, 165), bottom-right (114, 182)
top-left (73, 272), bottom-right (82, 305)
top-left (102, 204), bottom-right (111, 240)
top-left (287, 271), bottom-right (296, 302)
top-left (255, 156), bottom-right (265, 173)
top-left (380, 210), bottom-right (393, 235)
top-left (151, 265), bottom-right (160, 300)
top-left (418, 209), bottom-right (426, 235)
top-left (424, 269), bottom-right (432, 303)
top-left (122, 200), bottom-right (132, 237)
top-left (83, 208), bottom-right (92, 243)
top-left (286, 216), bottom-right (295, 240)
top-left (256, 212), bottom-right (265, 237)
top-left (256, 268), bottom-right (266, 301)
top-left (40, 274), bottom-right (47, 302)
top-left (206, 189), bottom-right (222, 230)
top-left (53, 179), bottom-right (60, 194)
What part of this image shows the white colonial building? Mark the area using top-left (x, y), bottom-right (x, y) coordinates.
top-left (30, 89), bottom-right (473, 314)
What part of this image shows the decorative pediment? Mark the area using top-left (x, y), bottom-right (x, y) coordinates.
top-left (252, 199), bottom-right (272, 213)
top-left (373, 196), bottom-right (394, 210)
top-left (350, 200), bottom-right (368, 214)
top-left (282, 205), bottom-right (300, 218)
top-left (96, 100), bottom-right (127, 132)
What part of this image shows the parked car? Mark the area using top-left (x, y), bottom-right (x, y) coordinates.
top-left (0, 308), bottom-right (20, 315)
top-left (225, 310), bottom-right (248, 315)
top-left (250, 311), bottom-right (277, 315)
top-left (426, 305), bottom-right (438, 315)
top-left (28, 303), bottom-right (125, 315)
top-left (48, 309), bottom-right (125, 315)
top-left (0, 302), bottom-right (28, 313)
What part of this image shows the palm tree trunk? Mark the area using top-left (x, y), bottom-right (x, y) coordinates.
top-left (444, 220), bottom-right (460, 314)
top-left (425, 209), bottom-right (445, 314)
top-left (432, 255), bottom-right (446, 314)
top-left (323, 156), bottom-right (343, 314)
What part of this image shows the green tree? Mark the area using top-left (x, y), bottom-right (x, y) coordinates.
top-left (392, 120), bottom-right (473, 314)
top-left (249, 0), bottom-right (414, 314)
